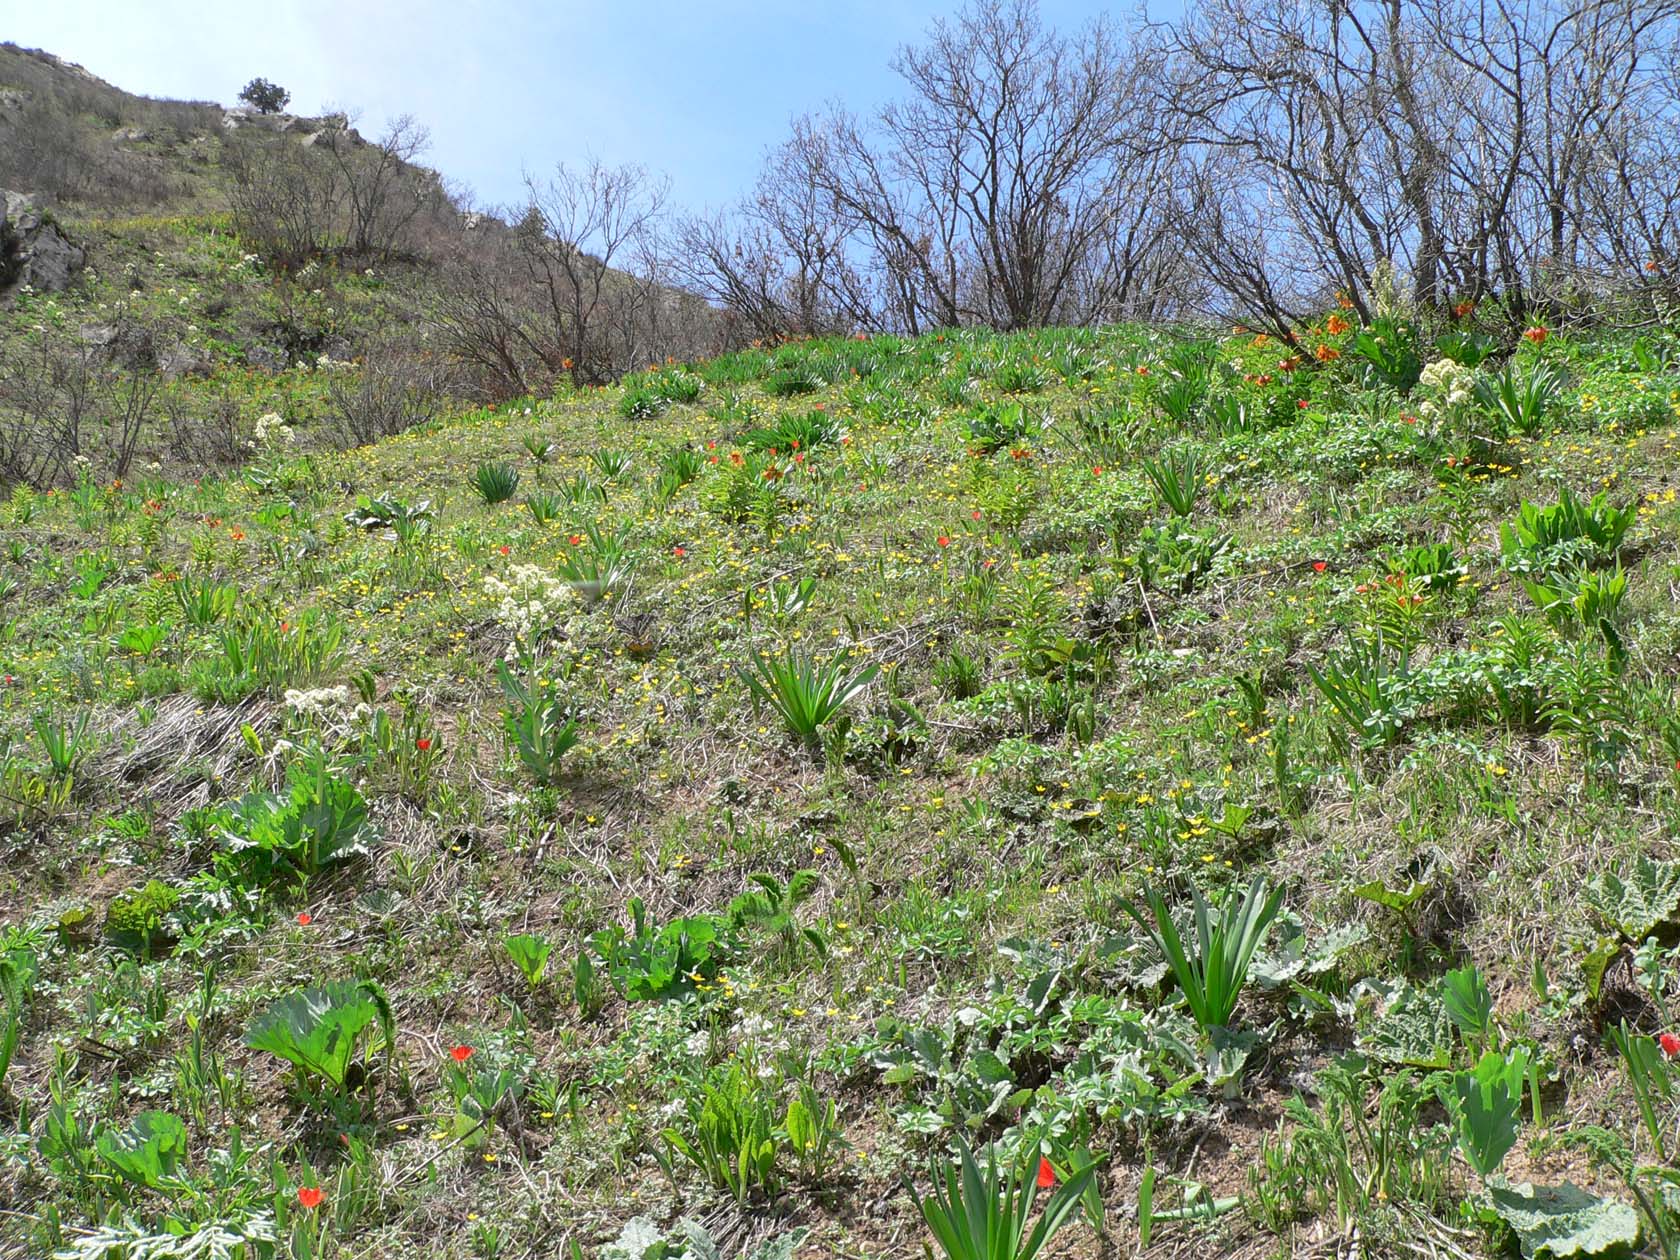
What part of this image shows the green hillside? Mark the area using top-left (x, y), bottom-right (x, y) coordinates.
top-left (5, 316), bottom-right (1680, 1258)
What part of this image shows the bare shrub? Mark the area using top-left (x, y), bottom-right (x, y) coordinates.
top-left (325, 349), bottom-right (454, 446)
top-left (0, 328), bottom-right (162, 487)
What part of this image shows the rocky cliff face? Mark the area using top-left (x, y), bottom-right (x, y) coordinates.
top-left (0, 189), bottom-right (84, 294)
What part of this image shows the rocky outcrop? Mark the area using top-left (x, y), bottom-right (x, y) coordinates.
top-left (0, 190), bottom-right (85, 294)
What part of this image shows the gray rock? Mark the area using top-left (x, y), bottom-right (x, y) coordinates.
top-left (159, 343), bottom-right (213, 379)
top-left (0, 190), bottom-right (86, 294)
top-left (245, 344), bottom-right (286, 372)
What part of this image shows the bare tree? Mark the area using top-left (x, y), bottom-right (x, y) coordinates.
top-left (513, 159), bottom-right (670, 385)
top-left (225, 130), bottom-right (344, 268)
top-left (1154, 0), bottom-right (1680, 331)
top-left (318, 111), bottom-right (436, 259)
top-left (732, 0), bottom-right (1185, 334)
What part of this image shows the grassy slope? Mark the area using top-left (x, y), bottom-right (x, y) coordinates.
top-left (3, 322), bottom-right (1680, 1258)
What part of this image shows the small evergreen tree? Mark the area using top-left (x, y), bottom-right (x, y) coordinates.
top-left (238, 78), bottom-right (291, 115)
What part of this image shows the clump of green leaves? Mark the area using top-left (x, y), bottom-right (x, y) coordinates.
top-left (911, 1130), bottom-right (1102, 1260)
top-left (503, 933), bottom-right (553, 989)
top-left (474, 461), bottom-right (520, 504)
top-left (496, 658), bottom-right (580, 786)
top-left (245, 979), bottom-right (395, 1104)
top-left (663, 1057), bottom-right (783, 1204)
top-left (591, 897), bottom-right (729, 1001)
top-left (1119, 877), bottom-right (1284, 1034)
top-left (214, 754), bottom-right (378, 886)
top-left (1141, 446), bottom-right (1205, 517)
top-left (736, 648), bottom-right (879, 749)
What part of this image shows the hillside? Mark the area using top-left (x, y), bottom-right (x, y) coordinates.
top-left (3, 314), bottom-right (1680, 1258)
top-left (0, 43), bottom-right (721, 491)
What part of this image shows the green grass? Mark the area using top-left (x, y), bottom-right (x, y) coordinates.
top-left (3, 317), bottom-right (1680, 1258)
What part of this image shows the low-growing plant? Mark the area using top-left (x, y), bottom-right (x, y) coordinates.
top-left (196, 609), bottom-right (346, 702)
top-left (1500, 486), bottom-right (1635, 575)
top-left (34, 711), bottom-right (89, 781)
top-left (728, 870), bottom-right (826, 961)
top-left (1141, 447), bottom-right (1205, 517)
top-left (663, 1057), bottom-right (783, 1204)
top-left (737, 648), bottom-right (880, 748)
top-left (783, 1079), bottom-right (845, 1182)
top-left (1476, 359), bottom-right (1565, 435)
top-left (344, 494), bottom-right (434, 540)
top-left (1348, 314), bottom-right (1423, 392)
top-left (216, 753), bottom-right (379, 885)
top-left (496, 659), bottom-right (580, 786)
top-left (173, 574), bottom-right (238, 627)
top-left (1118, 877), bottom-right (1284, 1035)
top-left (590, 448), bottom-right (636, 482)
top-left (1434, 328), bottom-right (1498, 367)
top-left (744, 408), bottom-right (842, 453)
top-left (964, 402), bottom-right (1048, 454)
top-left (245, 979), bottom-right (395, 1105)
top-left (1307, 636), bottom-right (1416, 746)
top-left (0, 936), bottom-right (38, 1096)
top-left (555, 525), bottom-right (636, 605)
top-left (592, 897), bottom-right (728, 1001)
top-left (524, 491), bottom-right (564, 525)
top-left (474, 461), bottom-right (520, 505)
top-left (910, 1130), bottom-right (1103, 1260)
top-left (503, 933), bottom-right (553, 989)
top-left (96, 1110), bottom-right (189, 1192)
top-left (104, 879), bottom-right (180, 958)
top-left (618, 384), bottom-right (669, 419)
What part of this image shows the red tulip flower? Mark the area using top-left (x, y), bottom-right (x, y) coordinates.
top-left (1036, 1157), bottom-right (1055, 1189)
top-left (450, 1045), bottom-right (474, 1063)
top-left (297, 1186), bottom-right (323, 1209)
top-left (296, 912), bottom-right (313, 926)
top-left (937, 535), bottom-right (950, 548)
top-left (1312, 561), bottom-right (1327, 573)
top-left (1659, 1033), bottom-right (1680, 1058)
top-left (415, 737), bottom-right (432, 752)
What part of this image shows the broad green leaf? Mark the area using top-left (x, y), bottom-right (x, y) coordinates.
top-left (502, 933), bottom-right (552, 986)
top-left (96, 1110), bottom-right (188, 1189)
top-left (1442, 965), bottom-right (1495, 1042)
top-left (1449, 1049), bottom-right (1527, 1178)
top-left (1486, 1180), bottom-right (1641, 1258)
top-left (1586, 857), bottom-right (1680, 941)
top-left (1353, 877), bottom-right (1431, 911)
top-left (1362, 982), bottom-right (1455, 1068)
top-left (245, 979), bottom-right (393, 1089)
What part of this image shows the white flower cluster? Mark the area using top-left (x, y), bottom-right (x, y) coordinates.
top-left (253, 412), bottom-right (295, 446)
top-left (282, 685), bottom-right (372, 737)
top-left (484, 564), bottom-right (571, 650)
top-left (1417, 358), bottom-right (1477, 424)
top-left (283, 686), bottom-right (354, 720)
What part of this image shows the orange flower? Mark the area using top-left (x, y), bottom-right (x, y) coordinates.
top-left (1522, 326), bottom-right (1549, 344)
top-left (1453, 300), bottom-right (1475, 318)
top-left (1313, 344), bottom-right (1340, 362)
top-left (1324, 314), bottom-right (1349, 336)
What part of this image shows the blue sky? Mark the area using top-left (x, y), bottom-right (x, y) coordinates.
top-left (2, 0), bottom-right (1161, 214)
